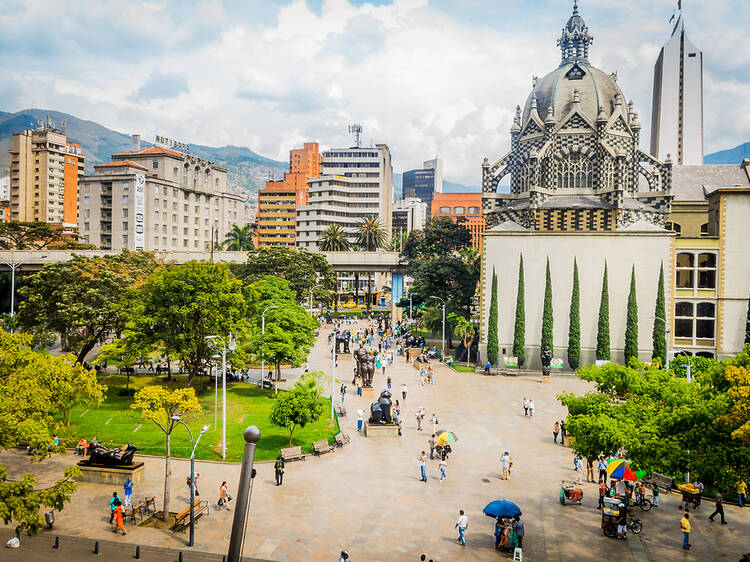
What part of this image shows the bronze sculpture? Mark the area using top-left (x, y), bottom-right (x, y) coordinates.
top-left (353, 346), bottom-right (375, 386)
top-left (335, 329), bottom-right (351, 354)
top-left (369, 390), bottom-right (393, 424)
top-left (84, 443), bottom-right (139, 466)
top-left (541, 345), bottom-right (552, 377)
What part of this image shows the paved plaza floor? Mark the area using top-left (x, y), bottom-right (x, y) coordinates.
top-left (2, 321), bottom-right (749, 561)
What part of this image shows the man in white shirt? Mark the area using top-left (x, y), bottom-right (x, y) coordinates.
top-left (455, 509), bottom-right (468, 545)
top-left (501, 451), bottom-right (511, 480)
top-left (528, 399), bottom-right (535, 417)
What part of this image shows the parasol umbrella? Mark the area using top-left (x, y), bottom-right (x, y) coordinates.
top-left (483, 500), bottom-right (522, 519)
top-left (606, 459), bottom-right (646, 481)
top-left (435, 430), bottom-right (458, 443)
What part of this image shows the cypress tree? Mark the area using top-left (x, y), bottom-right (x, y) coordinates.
top-left (486, 268), bottom-right (499, 365)
top-left (512, 254), bottom-right (526, 366)
top-left (567, 258), bottom-right (581, 370)
top-left (745, 287), bottom-right (750, 345)
top-left (652, 262), bottom-right (667, 365)
top-left (541, 257), bottom-right (554, 353)
top-left (624, 265), bottom-right (639, 364)
top-left (596, 262), bottom-right (610, 360)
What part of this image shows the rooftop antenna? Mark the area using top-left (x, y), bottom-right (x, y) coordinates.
top-left (348, 123), bottom-right (362, 148)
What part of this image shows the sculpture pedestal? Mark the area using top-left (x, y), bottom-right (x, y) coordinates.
top-left (362, 386), bottom-right (375, 398)
top-left (77, 462), bottom-right (145, 485)
top-left (364, 423), bottom-right (399, 438)
top-left (541, 375), bottom-right (551, 384)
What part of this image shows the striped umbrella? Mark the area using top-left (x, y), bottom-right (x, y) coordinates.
top-left (606, 459), bottom-right (646, 481)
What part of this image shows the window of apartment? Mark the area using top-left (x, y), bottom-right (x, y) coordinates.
top-left (194, 240), bottom-right (198, 248)
top-left (184, 204), bottom-right (188, 212)
top-left (700, 223), bottom-right (709, 236)
top-left (162, 212), bottom-right (167, 221)
top-left (83, 196), bottom-right (91, 205)
top-left (162, 236), bottom-right (167, 246)
top-left (184, 227), bottom-right (188, 235)
top-left (665, 222), bottom-right (682, 235)
top-left (155, 198), bottom-right (159, 207)
top-left (675, 301), bottom-right (715, 341)
top-left (194, 217), bottom-right (199, 225)
top-left (172, 226), bottom-right (177, 234)
top-left (454, 206), bottom-right (466, 214)
top-left (123, 195), bottom-right (129, 204)
top-left (676, 252), bottom-right (716, 290)
top-left (122, 209), bottom-right (129, 217)
top-left (195, 206), bottom-right (199, 213)
top-left (123, 183), bottom-right (129, 192)
top-left (173, 168), bottom-right (178, 179)
top-left (172, 202), bottom-right (177, 210)
top-left (439, 206), bottom-right (451, 214)
top-left (123, 222), bottom-right (128, 230)
top-left (183, 239), bottom-right (188, 247)
top-left (468, 206), bottom-right (480, 214)
top-left (172, 238), bottom-right (177, 247)
top-left (153, 160), bottom-right (158, 169)
top-left (154, 236), bottom-right (159, 247)
top-left (194, 229), bottom-right (199, 236)
top-left (204, 219), bottom-right (209, 226)
top-left (84, 185), bottom-right (90, 193)
top-left (83, 209), bottom-right (90, 219)
top-left (84, 222), bottom-right (90, 231)
top-left (122, 235), bottom-right (128, 245)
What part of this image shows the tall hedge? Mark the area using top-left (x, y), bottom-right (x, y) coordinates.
top-left (512, 254), bottom-right (526, 367)
top-left (624, 265), bottom-right (639, 365)
top-left (487, 267), bottom-right (499, 365)
top-left (652, 262), bottom-right (667, 365)
top-left (541, 257), bottom-right (553, 354)
top-left (596, 262), bottom-right (610, 360)
top-left (567, 258), bottom-right (581, 370)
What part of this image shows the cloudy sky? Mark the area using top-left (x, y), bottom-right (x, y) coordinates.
top-left (1, 0), bottom-right (748, 185)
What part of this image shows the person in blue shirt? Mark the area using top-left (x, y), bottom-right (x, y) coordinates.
top-left (485, 361), bottom-right (492, 374)
top-left (123, 478), bottom-right (134, 507)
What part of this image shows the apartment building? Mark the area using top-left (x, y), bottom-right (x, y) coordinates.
top-left (8, 123), bottom-right (84, 226)
top-left (78, 143), bottom-right (244, 251)
top-left (296, 144), bottom-right (393, 249)
top-left (431, 192), bottom-right (485, 250)
top-left (257, 142), bottom-right (321, 247)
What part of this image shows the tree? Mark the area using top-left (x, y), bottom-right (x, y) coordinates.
top-left (720, 345), bottom-right (750, 445)
top-left (319, 224), bottom-right (352, 252)
top-left (745, 289), bottom-right (750, 345)
top-left (94, 337), bottom-right (151, 392)
top-left (624, 266), bottom-right (639, 364)
top-left (541, 257), bottom-right (554, 354)
top-left (0, 222), bottom-right (95, 250)
top-left (486, 268), bottom-right (499, 365)
top-left (231, 246), bottom-right (335, 307)
top-left (269, 375), bottom-right (324, 445)
top-left (247, 276), bottom-right (317, 382)
top-left (401, 217), bottom-right (479, 321)
top-left (596, 262), bottom-right (611, 360)
top-left (652, 263), bottom-right (667, 365)
top-left (131, 261), bottom-right (247, 385)
top-left (17, 251), bottom-right (159, 364)
top-left (454, 315), bottom-right (478, 365)
top-left (131, 386), bottom-right (201, 521)
top-left (356, 215), bottom-right (387, 251)
top-left (0, 330), bottom-right (105, 535)
top-left (567, 258), bottom-right (581, 370)
top-left (224, 224), bottom-right (254, 251)
top-left (513, 254), bottom-right (526, 367)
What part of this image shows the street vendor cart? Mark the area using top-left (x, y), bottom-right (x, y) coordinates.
top-left (601, 497), bottom-right (620, 537)
top-left (677, 483), bottom-right (701, 510)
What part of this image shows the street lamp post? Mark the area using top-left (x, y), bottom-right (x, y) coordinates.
top-left (330, 326), bottom-right (337, 420)
top-left (308, 288), bottom-right (313, 315)
top-left (260, 306), bottom-right (280, 394)
top-left (5, 254), bottom-right (47, 333)
top-left (429, 295), bottom-right (446, 360)
top-left (674, 349), bottom-right (693, 483)
top-left (171, 416), bottom-right (209, 547)
top-left (227, 426), bottom-right (261, 562)
top-left (205, 334), bottom-right (236, 460)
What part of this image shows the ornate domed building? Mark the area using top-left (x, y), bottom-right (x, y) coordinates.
top-left (482, 3), bottom-right (673, 232)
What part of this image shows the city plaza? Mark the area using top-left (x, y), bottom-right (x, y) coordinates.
top-left (2, 321), bottom-right (749, 561)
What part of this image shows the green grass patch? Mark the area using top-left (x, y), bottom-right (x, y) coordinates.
top-left (61, 374), bottom-right (339, 462)
top-left (451, 364), bottom-right (476, 373)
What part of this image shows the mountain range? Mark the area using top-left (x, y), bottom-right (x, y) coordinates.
top-left (0, 108), bottom-right (745, 204)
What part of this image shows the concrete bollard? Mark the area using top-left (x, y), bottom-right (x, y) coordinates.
top-left (135, 545), bottom-right (141, 559)
top-left (54, 536), bottom-right (59, 549)
top-left (178, 552), bottom-right (183, 562)
top-left (93, 541), bottom-right (100, 554)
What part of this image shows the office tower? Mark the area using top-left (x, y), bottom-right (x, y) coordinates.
top-left (403, 157), bottom-right (443, 213)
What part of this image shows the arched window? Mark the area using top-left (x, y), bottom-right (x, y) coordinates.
top-left (601, 158), bottom-right (614, 189)
top-left (520, 161), bottom-right (534, 191)
top-left (439, 206), bottom-right (451, 214)
top-left (468, 206), bottom-right (480, 214)
top-left (454, 206), bottom-right (466, 214)
top-left (557, 152), bottom-right (593, 189)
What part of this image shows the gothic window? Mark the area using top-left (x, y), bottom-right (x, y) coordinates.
top-left (520, 161), bottom-right (535, 191)
top-left (601, 158), bottom-right (614, 189)
top-left (557, 152), bottom-right (593, 189)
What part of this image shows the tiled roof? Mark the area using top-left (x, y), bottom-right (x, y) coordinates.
top-left (671, 164), bottom-right (750, 202)
top-left (112, 146), bottom-right (184, 158)
top-left (95, 160), bottom-right (147, 170)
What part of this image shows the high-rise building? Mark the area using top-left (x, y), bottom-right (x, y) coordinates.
top-left (8, 122), bottom-right (84, 226)
top-left (78, 139), bottom-right (243, 251)
top-left (650, 13), bottom-right (703, 165)
top-left (297, 144), bottom-right (393, 249)
top-left (393, 197), bottom-right (428, 234)
top-left (431, 192), bottom-right (485, 250)
top-left (402, 157), bottom-right (443, 213)
top-left (257, 142), bottom-right (321, 247)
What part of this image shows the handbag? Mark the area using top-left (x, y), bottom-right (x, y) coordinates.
top-left (218, 498), bottom-right (224, 506)
top-left (227, 494), bottom-right (232, 501)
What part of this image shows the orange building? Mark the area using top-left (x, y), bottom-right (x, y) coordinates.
top-left (430, 192), bottom-right (485, 250)
top-left (257, 142), bottom-right (321, 247)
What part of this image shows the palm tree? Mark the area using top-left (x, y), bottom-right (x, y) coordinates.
top-left (224, 224), bottom-right (254, 251)
top-left (357, 216), bottom-right (386, 311)
top-left (319, 224), bottom-right (351, 252)
top-left (453, 316), bottom-right (477, 365)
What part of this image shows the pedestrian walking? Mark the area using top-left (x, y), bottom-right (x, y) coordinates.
top-left (387, 375), bottom-right (392, 390)
top-left (599, 479), bottom-right (607, 509)
top-left (416, 409), bottom-right (423, 431)
top-left (553, 422), bottom-right (559, 443)
top-left (357, 409), bottom-right (364, 432)
top-left (429, 412), bottom-right (438, 434)
top-left (598, 456), bottom-right (608, 485)
top-left (112, 504), bottom-right (126, 535)
top-left (402, 383), bottom-right (408, 400)
top-left (186, 472), bottom-right (200, 498)
top-left (356, 377), bottom-right (362, 397)
top-left (455, 509), bottom-right (468, 546)
top-left (528, 399), bottom-right (535, 417)
top-left (418, 451), bottom-right (427, 482)
top-left (523, 397), bottom-right (528, 416)
top-left (560, 420), bottom-right (567, 445)
top-left (123, 478), bottom-right (133, 507)
top-left (439, 458), bottom-right (447, 481)
top-left (429, 434), bottom-right (436, 460)
top-left (681, 513), bottom-right (691, 549)
top-left (501, 451), bottom-right (511, 480)
top-left (274, 456), bottom-right (285, 486)
top-left (513, 515), bottom-right (524, 548)
top-left (219, 481), bottom-right (231, 511)
top-left (652, 484), bottom-right (659, 507)
top-left (340, 383), bottom-right (347, 403)
top-left (617, 502), bottom-right (627, 540)
top-left (708, 491), bottom-right (727, 524)
top-left (108, 492), bottom-right (120, 523)
top-left (574, 456), bottom-right (584, 484)
top-left (586, 458), bottom-right (595, 482)
top-left (737, 478), bottom-right (747, 507)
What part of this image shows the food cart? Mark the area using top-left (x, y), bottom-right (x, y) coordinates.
top-left (600, 497), bottom-right (621, 537)
top-left (677, 483), bottom-right (701, 510)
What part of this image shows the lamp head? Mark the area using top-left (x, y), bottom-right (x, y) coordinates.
top-left (171, 414), bottom-right (181, 421)
top-left (200, 425), bottom-right (210, 434)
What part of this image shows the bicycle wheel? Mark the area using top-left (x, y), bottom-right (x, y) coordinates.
top-left (639, 499), bottom-right (652, 511)
top-left (603, 524), bottom-right (616, 538)
top-left (629, 520), bottom-right (643, 534)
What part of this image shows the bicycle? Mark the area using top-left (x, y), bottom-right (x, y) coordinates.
top-left (633, 494), bottom-right (653, 511)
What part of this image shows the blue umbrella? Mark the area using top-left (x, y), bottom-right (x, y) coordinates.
top-left (483, 500), bottom-right (522, 519)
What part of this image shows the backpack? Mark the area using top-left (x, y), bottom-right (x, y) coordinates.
top-left (509, 458), bottom-right (514, 468)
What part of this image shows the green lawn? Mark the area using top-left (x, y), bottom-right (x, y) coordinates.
top-left (451, 364), bottom-right (476, 373)
top-left (61, 374), bottom-right (339, 462)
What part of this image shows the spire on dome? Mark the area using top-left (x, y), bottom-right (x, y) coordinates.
top-left (557, 1), bottom-right (593, 64)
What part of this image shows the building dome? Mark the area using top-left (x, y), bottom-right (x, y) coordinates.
top-left (522, 62), bottom-right (626, 126)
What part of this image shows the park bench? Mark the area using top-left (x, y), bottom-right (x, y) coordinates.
top-left (643, 471), bottom-right (674, 492)
top-left (142, 496), bottom-right (156, 515)
top-left (172, 499), bottom-right (209, 532)
top-left (125, 504), bottom-right (143, 524)
top-left (120, 366), bottom-right (136, 376)
top-left (334, 433), bottom-right (350, 447)
top-left (313, 439), bottom-right (334, 455)
top-left (280, 446), bottom-right (306, 462)
top-left (335, 404), bottom-right (347, 417)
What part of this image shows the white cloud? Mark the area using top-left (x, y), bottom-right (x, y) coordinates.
top-left (1, 0), bottom-right (748, 185)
